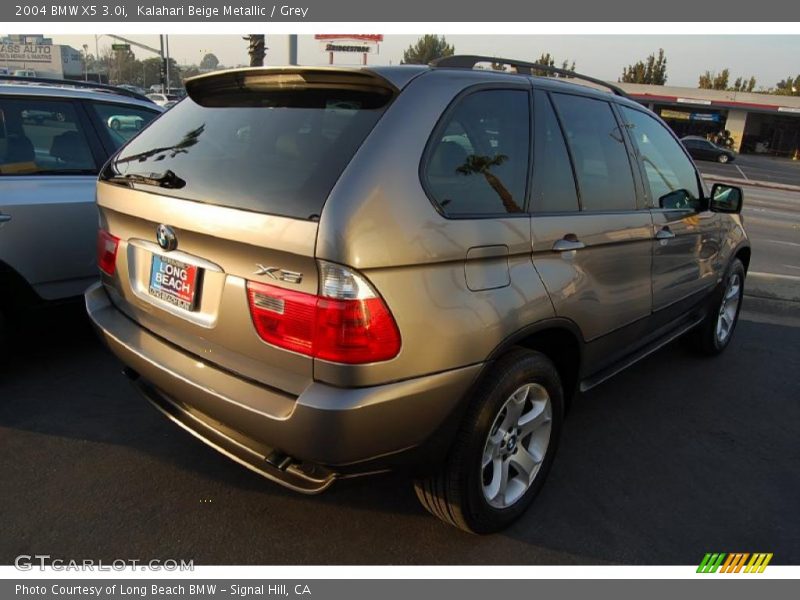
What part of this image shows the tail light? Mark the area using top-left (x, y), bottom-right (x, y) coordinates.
top-left (247, 261), bottom-right (401, 364)
top-left (97, 229), bottom-right (120, 276)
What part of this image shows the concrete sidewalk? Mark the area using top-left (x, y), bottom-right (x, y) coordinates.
top-left (743, 271), bottom-right (800, 326)
top-left (746, 271), bottom-right (800, 303)
top-left (700, 172), bottom-right (800, 193)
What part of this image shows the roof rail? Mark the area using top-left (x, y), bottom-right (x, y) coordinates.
top-left (429, 55), bottom-right (629, 98)
top-left (0, 75), bottom-right (152, 102)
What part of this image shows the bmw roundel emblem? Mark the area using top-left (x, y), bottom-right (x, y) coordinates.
top-left (156, 224), bottom-right (178, 251)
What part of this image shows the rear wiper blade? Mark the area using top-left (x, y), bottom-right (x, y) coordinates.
top-left (110, 170), bottom-right (186, 189)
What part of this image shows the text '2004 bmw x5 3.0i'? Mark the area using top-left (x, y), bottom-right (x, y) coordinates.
top-left (86, 56), bottom-right (750, 533)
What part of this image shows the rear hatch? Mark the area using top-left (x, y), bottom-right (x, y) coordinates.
top-left (97, 68), bottom-right (397, 396)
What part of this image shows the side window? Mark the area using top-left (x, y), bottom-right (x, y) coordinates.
top-left (551, 93), bottom-right (637, 211)
top-left (424, 89), bottom-right (530, 216)
top-left (0, 98), bottom-right (96, 175)
top-left (531, 93), bottom-right (579, 212)
top-left (89, 102), bottom-right (160, 149)
top-left (621, 107), bottom-right (702, 211)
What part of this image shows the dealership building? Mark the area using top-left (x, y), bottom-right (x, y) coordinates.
top-left (0, 34), bottom-right (84, 79)
top-left (618, 82), bottom-right (800, 158)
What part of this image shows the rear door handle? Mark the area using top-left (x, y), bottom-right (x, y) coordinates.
top-left (656, 227), bottom-right (675, 240)
top-left (0, 214), bottom-right (11, 223)
top-left (552, 235), bottom-right (585, 252)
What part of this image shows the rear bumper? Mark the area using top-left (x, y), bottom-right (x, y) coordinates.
top-left (85, 282), bottom-right (481, 492)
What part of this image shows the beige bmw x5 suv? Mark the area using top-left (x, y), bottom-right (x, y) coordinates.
top-left (86, 56), bottom-right (750, 533)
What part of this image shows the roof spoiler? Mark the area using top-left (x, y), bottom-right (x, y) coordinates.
top-left (430, 55), bottom-right (629, 98)
top-left (185, 67), bottom-right (399, 105)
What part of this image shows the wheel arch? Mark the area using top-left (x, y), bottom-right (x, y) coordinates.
top-left (734, 244), bottom-right (751, 274)
top-left (487, 319), bottom-right (584, 406)
top-left (0, 259), bottom-right (41, 313)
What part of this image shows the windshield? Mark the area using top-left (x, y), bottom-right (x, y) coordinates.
top-left (103, 88), bottom-right (390, 220)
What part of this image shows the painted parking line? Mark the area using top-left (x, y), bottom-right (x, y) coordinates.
top-left (735, 165), bottom-right (749, 180)
top-left (750, 271), bottom-right (800, 280)
top-left (761, 239), bottom-right (800, 247)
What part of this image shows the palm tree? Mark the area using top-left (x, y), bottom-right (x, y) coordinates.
top-left (244, 35), bottom-right (266, 67)
top-left (456, 154), bottom-right (523, 213)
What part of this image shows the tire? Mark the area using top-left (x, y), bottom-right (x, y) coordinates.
top-left (414, 348), bottom-right (564, 533)
top-left (717, 153), bottom-right (729, 164)
top-left (689, 258), bottom-right (745, 355)
top-left (110, 119), bottom-right (120, 130)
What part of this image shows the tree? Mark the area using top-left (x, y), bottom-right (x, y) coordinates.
top-left (401, 35), bottom-right (454, 65)
top-left (698, 69), bottom-right (729, 90)
top-left (620, 49), bottom-right (667, 85)
top-left (199, 53), bottom-right (220, 70)
top-left (141, 56), bottom-right (182, 89)
top-left (244, 35), bottom-right (266, 67)
top-left (531, 53), bottom-right (575, 77)
top-left (456, 154), bottom-right (523, 214)
top-left (775, 75), bottom-right (800, 96)
top-left (732, 76), bottom-right (757, 93)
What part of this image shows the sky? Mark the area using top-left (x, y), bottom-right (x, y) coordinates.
top-left (49, 34), bottom-right (800, 89)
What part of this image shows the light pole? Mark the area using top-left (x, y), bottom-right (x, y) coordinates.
top-left (82, 44), bottom-right (88, 81)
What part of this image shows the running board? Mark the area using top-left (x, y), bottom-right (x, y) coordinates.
top-left (579, 316), bottom-right (704, 392)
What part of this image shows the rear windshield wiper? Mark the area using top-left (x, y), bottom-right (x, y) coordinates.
top-left (108, 170), bottom-right (186, 189)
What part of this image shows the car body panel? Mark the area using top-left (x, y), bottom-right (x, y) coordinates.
top-left (86, 64), bottom-right (750, 486)
top-left (0, 84), bottom-right (161, 304)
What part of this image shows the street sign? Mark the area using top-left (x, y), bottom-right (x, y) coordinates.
top-left (111, 44), bottom-right (130, 51)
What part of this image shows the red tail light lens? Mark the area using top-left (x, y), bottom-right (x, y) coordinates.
top-left (97, 229), bottom-right (120, 276)
top-left (247, 262), bottom-right (401, 364)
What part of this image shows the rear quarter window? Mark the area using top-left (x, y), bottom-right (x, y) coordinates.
top-left (423, 89), bottom-right (531, 217)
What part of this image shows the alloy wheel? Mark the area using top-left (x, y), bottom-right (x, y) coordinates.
top-left (716, 272), bottom-right (742, 345)
top-left (481, 383), bottom-right (552, 509)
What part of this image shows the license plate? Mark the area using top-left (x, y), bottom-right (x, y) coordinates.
top-left (148, 255), bottom-right (201, 311)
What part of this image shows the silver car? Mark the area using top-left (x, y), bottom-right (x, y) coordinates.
top-left (0, 79), bottom-right (161, 349)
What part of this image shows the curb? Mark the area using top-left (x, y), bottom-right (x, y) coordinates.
top-left (700, 173), bottom-right (800, 193)
top-left (745, 271), bottom-right (800, 303)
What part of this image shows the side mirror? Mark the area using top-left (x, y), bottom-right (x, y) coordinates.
top-left (709, 183), bottom-right (743, 214)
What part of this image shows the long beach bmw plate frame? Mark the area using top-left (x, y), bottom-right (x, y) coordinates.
top-left (148, 254), bottom-right (202, 311)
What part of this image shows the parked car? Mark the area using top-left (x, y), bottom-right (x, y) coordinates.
top-left (86, 58), bottom-right (750, 533)
top-left (116, 84), bottom-right (148, 97)
top-left (12, 69), bottom-right (36, 78)
top-left (107, 113), bottom-right (146, 130)
top-left (0, 77), bottom-right (162, 351)
top-left (681, 135), bottom-right (736, 163)
top-left (145, 93), bottom-right (180, 107)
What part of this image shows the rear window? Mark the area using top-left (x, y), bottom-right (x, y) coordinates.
top-left (103, 89), bottom-right (390, 220)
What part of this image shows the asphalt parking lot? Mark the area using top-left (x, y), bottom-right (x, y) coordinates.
top-left (699, 154), bottom-right (800, 188)
top-left (1, 181), bottom-right (799, 567)
top-left (1, 298), bottom-right (799, 566)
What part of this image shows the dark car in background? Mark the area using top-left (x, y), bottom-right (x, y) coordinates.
top-left (681, 135), bottom-right (736, 163)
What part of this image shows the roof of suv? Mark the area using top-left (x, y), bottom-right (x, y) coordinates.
top-left (183, 64), bottom-right (645, 112)
top-left (0, 80), bottom-right (158, 110)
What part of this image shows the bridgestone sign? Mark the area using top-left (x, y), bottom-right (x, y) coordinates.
top-left (323, 43), bottom-right (374, 53)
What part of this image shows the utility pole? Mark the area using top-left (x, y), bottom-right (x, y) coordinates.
top-left (165, 35), bottom-right (171, 91)
top-left (288, 35), bottom-right (298, 65)
top-left (159, 35), bottom-right (166, 93)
